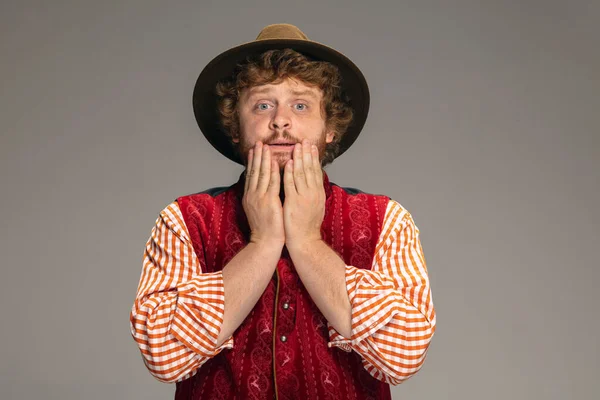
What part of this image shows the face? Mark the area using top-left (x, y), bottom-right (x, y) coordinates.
top-left (234, 77), bottom-right (335, 170)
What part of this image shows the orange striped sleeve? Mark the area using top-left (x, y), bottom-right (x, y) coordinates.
top-left (327, 199), bottom-right (436, 385)
top-left (129, 201), bottom-right (233, 383)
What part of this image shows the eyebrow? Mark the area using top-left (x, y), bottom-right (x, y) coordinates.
top-left (247, 87), bottom-right (271, 96)
top-left (290, 90), bottom-right (319, 99)
top-left (246, 88), bottom-right (319, 100)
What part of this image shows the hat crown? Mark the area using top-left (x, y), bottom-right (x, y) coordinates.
top-left (255, 23), bottom-right (309, 41)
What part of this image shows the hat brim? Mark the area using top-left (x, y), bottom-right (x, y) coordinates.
top-left (192, 38), bottom-right (369, 165)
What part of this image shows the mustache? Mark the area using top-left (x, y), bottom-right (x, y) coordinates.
top-left (264, 130), bottom-right (299, 145)
top-left (238, 131), bottom-right (301, 152)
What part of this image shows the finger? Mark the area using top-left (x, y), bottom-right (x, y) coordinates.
top-left (283, 159), bottom-right (297, 197)
top-left (268, 159), bottom-right (280, 195)
top-left (249, 142), bottom-right (263, 191)
top-left (293, 142), bottom-right (308, 193)
top-left (244, 148), bottom-right (253, 193)
top-left (302, 139), bottom-right (316, 188)
top-left (257, 144), bottom-right (271, 193)
top-left (311, 144), bottom-right (323, 186)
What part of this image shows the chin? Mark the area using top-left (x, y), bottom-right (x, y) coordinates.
top-left (276, 160), bottom-right (289, 171)
top-left (273, 153), bottom-right (291, 167)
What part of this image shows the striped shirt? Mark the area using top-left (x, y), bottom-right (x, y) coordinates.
top-left (130, 198), bottom-right (436, 385)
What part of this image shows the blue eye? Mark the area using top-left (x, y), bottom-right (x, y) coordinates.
top-left (295, 104), bottom-right (307, 111)
top-left (257, 103), bottom-right (271, 110)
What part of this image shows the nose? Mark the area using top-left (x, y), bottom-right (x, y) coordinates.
top-left (269, 106), bottom-right (291, 131)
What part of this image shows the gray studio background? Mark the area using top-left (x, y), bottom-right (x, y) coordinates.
top-left (1, 1), bottom-right (598, 399)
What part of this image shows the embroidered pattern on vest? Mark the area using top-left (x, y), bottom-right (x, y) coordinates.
top-left (175, 173), bottom-right (392, 400)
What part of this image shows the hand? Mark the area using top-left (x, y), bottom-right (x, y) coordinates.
top-left (243, 141), bottom-right (285, 248)
top-left (283, 139), bottom-right (326, 248)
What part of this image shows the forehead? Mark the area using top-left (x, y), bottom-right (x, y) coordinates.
top-left (244, 78), bottom-right (322, 99)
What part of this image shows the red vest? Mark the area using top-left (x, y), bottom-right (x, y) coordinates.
top-left (175, 173), bottom-right (391, 400)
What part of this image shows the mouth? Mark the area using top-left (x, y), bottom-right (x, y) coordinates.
top-left (268, 142), bottom-right (296, 151)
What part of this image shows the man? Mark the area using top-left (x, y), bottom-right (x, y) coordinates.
top-left (130, 23), bottom-right (436, 400)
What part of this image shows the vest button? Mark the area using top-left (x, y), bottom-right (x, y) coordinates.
top-left (280, 335), bottom-right (287, 342)
top-left (282, 302), bottom-right (289, 310)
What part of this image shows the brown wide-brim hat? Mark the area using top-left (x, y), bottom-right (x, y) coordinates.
top-left (192, 23), bottom-right (370, 165)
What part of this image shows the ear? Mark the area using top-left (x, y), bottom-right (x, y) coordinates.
top-left (325, 130), bottom-right (335, 144)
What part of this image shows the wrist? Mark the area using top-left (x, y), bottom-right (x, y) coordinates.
top-left (249, 237), bottom-right (285, 253)
top-left (286, 236), bottom-right (323, 254)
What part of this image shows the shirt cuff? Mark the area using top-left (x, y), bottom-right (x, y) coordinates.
top-left (327, 265), bottom-right (409, 352)
top-left (171, 271), bottom-right (234, 357)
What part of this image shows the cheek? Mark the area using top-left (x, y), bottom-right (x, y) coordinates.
top-left (240, 114), bottom-right (269, 134)
top-left (310, 118), bottom-right (328, 138)
top-left (237, 114), bottom-right (269, 150)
